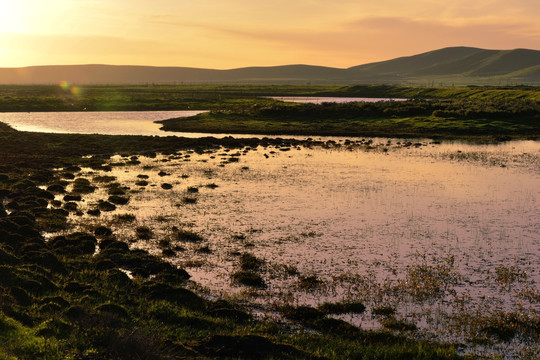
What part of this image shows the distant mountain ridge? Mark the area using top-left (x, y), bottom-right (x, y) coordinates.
top-left (1, 47), bottom-right (539, 85)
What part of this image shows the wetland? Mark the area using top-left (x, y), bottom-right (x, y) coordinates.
top-left (0, 84), bottom-right (539, 359)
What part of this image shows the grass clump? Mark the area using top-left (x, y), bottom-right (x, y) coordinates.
top-left (239, 252), bottom-right (264, 271)
top-left (173, 228), bottom-right (203, 242)
top-left (98, 200), bottom-right (116, 212)
top-left (114, 213), bottom-right (136, 223)
top-left (181, 196), bottom-right (197, 204)
top-left (231, 270), bottom-right (267, 288)
top-left (297, 274), bottom-right (323, 290)
top-left (72, 178), bottom-right (95, 194)
top-left (318, 301), bottom-right (366, 315)
top-left (381, 317), bottom-right (418, 332)
top-left (92, 175), bottom-right (116, 183)
top-left (372, 306), bottom-right (397, 316)
top-left (108, 195), bottom-right (129, 205)
top-left (136, 226), bottom-right (153, 240)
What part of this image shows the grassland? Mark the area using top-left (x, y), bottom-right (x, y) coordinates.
top-left (159, 97), bottom-right (540, 141)
top-left (0, 84), bottom-right (338, 112)
top-left (1, 83), bottom-right (539, 112)
top-left (318, 84), bottom-right (540, 101)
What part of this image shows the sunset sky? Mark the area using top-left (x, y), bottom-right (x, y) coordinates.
top-left (1, 0), bottom-right (539, 69)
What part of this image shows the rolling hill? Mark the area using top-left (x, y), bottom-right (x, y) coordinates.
top-left (0, 47), bottom-right (539, 85)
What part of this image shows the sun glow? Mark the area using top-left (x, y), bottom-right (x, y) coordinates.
top-left (0, 3), bottom-right (19, 33)
top-left (0, 2), bottom-right (34, 34)
top-left (0, 0), bottom-right (538, 68)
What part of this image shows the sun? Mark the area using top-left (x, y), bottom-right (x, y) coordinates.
top-left (0, 3), bottom-right (17, 33)
top-left (0, 2), bottom-right (33, 34)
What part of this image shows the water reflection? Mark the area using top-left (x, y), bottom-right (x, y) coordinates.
top-left (0, 111), bottom-right (205, 136)
top-left (58, 139), bottom-right (539, 359)
top-left (268, 96), bottom-right (407, 104)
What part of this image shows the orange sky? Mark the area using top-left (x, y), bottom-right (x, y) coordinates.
top-left (1, 0), bottom-right (539, 69)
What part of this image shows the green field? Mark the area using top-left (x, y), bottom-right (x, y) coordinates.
top-left (0, 84), bottom-right (338, 112)
top-left (1, 84), bottom-right (539, 112)
top-left (159, 96), bottom-right (540, 141)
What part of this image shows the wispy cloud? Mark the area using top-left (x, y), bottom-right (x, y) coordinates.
top-left (181, 16), bottom-right (540, 66)
top-left (2, 1), bottom-right (539, 68)
top-left (0, 33), bottom-right (222, 67)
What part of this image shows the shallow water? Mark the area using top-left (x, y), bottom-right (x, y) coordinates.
top-left (0, 111), bottom-right (207, 136)
top-left (0, 110), bottom-right (363, 139)
top-left (57, 139), bottom-right (539, 359)
top-left (268, 96), bottom-right (407, 104)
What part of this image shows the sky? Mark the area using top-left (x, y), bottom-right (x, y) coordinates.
top-left (1, 0), bottom-right (539, 69)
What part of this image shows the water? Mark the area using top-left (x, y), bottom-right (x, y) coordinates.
top-left (60, 139), bottom-right (540, 359)
top-left (268, 96), bottom-right (407, 104)
top-left (0, 110), bottom-right (409, 140)
top-left (0, 110), bottom-right (349, 139)
top-left (0, 111), bottom-right (208, 136)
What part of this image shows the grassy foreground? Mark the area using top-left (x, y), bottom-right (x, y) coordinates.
top-left (0, 124), bottom-right (462, 359)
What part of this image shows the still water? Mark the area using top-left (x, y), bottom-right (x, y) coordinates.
top-left (269, 96), bottom-right (407, 103)
top-left (0, 111), bottom-right (207, 136)
top-left (62, 139), bottom-right (540, 359)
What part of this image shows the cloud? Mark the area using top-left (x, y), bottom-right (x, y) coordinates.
top-left (346, 16), bottom-right (540, 49)
top-left (0, 33), bottom-right (219, 67)
top-left (187, 16), bottom-right (540, 66)
top-left (2, 11), bottom-right (539, 69)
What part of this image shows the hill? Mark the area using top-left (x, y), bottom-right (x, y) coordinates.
top-left (0, 47), bottom-right (539, 85)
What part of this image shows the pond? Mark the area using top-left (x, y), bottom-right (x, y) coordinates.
top-left (268, 96), bottom-right (407, 104)
top-left (0, 111), bottom-right (208, 137)
top-left (54, 138), bottom-right (539, 359)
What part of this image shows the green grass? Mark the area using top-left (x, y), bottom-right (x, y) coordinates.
top-left (158, 98), bottom-right (540, 140)
top-left (2, 84), bottom-right (538, 113)
top-left (0, 84), bottom-right (338, 112)
top-left (318, 84), bottom-right (540, 101)
top-left (0, 314), bottom-right (60, 359)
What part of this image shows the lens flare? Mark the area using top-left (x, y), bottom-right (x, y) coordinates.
top-left (70, 86), bottom-right (82, 96)
top-left (59, 80), bottom-right (70, 91)
top-left (59, 81), bottom-right (84, 97)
